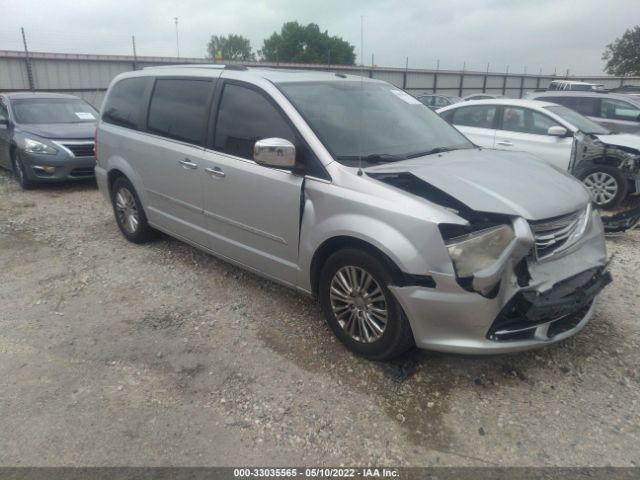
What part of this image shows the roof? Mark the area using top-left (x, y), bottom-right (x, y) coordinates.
top-left (436, 98), bottom-right (560, 113)
top-left (3, 91), bottom-right (83, 100)
top-left (124, 64), bottom-right (383, 84)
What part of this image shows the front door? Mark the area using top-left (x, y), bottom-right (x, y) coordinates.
top-left (494, 106), bottom-right (573, 170)
top-left (201, 81), bottom-right (304, 285)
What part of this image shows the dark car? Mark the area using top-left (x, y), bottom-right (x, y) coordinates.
top-left (0, 92), bottom-right (98, 189)
top-left (524, 91), bottom-right (640, 134)
top-left (416, 94), bottom-right (462, 110)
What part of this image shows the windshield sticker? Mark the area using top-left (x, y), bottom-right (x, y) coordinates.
top-left (75, 112), bottom-right (95, 120)
top-left (390, 89), bottom-right (422, 105)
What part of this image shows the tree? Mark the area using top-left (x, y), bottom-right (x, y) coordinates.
top-left (259, 22), bottom-right (355, 65)
top-left (207, 34), bottom-right (255, 61)
top-left (602, 26), bottom-right (640, 76)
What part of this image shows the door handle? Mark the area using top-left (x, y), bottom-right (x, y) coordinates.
top-left (179, 159), bottom-right (198, 169)
top-left (496, 140), bottom-right (514, 146)
top-left (205, 166), bottom-right (226, 178)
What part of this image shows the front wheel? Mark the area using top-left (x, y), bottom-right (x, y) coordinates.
top-left (110, 176), bottom-right (156, 243)
top-left (318, 248), bottom-right (414, 360)
top-left (12, 152), bottom-right (35, 190)
top-left (580, 167), bottom-right (628, 209)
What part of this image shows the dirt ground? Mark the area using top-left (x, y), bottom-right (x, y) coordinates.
top-left (0, 169), bottom-right (638, 467)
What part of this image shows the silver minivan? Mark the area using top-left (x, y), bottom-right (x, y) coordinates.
top-left (96, 66), bottom-right (611, 360)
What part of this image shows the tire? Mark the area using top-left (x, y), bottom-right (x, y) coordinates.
top-left (579, 166), bottom-right (628, 209)
top-left (12, 152), bottom-right (36, 190)
top-left (110, 176), bottom-right (156, 244)
top-left (318, 248), bottom-right (414, 360)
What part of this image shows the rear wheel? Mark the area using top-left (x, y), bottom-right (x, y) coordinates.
top-left (580, 167), bottom-right (628, 209)
top-left (318, 248), bottom-right (414, 360)
top-left (110, 176), bottom-right (156, 243)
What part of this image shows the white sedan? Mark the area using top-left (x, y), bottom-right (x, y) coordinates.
top-left (437, 99), bottom-right (640, 208)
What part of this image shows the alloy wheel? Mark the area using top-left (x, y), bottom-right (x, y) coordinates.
top-left (329, 265), bottom-right (388, 343)
top-left (114, 187), bottom-right (139, 234)
top-left (582, 172), bottom-right (618, 206)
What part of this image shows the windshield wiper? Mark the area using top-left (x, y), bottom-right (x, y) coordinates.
top-left (404, 147), bottom-right (457, 159)
top-left (335, 153), bottom-right (404, 164)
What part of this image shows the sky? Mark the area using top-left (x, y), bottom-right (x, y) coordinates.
top-left (2, 0), bottom-right (639, 75)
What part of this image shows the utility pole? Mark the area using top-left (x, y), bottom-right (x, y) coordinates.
top-left (174, 17), bottom-right (180, 58)
top-left (21, 27), bottom-right (35, 92)
top-left (132, 35), bottom-right (138, 70)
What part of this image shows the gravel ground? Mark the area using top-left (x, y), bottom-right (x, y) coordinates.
top-left (0, 169), bottom-right (639, 467)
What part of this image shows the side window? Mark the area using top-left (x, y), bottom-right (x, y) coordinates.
top-left (0, 99), bottom-right (8, 119)
top-left (434, 96), bottom-right (449, 107)
top-left (600, 98), bottom-right (640, 122)
top-left (102, 77), bottom-right (148, 130)
top-left (147, 79), bottom-right (213, 145)
top-left (501, 107), bottom-right (559, 135)
top-left (451, 105), bottom-right (496, 129)
top-left (214, 84), bottom-right (296, 161)
top-left (418, 96), bottom-right (433, 106)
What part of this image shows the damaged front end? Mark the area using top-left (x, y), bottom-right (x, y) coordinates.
top-left (368, 166), bottom-right (610, 353)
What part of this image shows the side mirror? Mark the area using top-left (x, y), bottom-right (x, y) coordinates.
top-left (253, 138), bottom-right (296, 169)
top-left (547, 126), bottom-right (568, 137)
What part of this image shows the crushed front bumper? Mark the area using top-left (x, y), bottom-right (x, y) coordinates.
top-left (389, 209), bottom-right (609, 354)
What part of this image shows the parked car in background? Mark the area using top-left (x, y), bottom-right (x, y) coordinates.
top-left (525, 91), bottom-right (640, 134)
top-left (609, 85), bottom-right (640, 96)
top-left (0, 92), bottom-right (98, 189)
top-left (463, 93), bottom-right (505, 101)
top-left (96, 66), bottom-right (609, 359)
top-left (416, 94), bottom-right (462, 110)
top-left (547, 80), bottom-right (604, 92)
top-left (437, 99), bottom-right (640, 208)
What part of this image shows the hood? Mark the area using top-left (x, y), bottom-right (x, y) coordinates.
top-left (595, 133), bottom-right (640, 151)
top-left (17, 122), bottom-right (96, 140)
top-left (366, 148), bottom-right (590, 221)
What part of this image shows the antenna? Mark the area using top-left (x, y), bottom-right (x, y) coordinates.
top-left (357, 15), bottom-right (364, 176)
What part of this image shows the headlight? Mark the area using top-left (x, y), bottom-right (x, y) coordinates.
top-left (24, 138), bottom-right (57, 155)
top-left (446, 224), bottom-right (514, 277)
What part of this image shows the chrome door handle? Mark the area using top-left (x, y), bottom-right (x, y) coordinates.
top-left (496, 140), bottom-right (513, 146)
top-left (205, 166), bottom-right (226, 178)
top-left (179, 159), bottom-right (198, 169)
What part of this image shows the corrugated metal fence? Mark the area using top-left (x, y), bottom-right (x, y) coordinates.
top-left (2, 49), bottom-right (640, 108)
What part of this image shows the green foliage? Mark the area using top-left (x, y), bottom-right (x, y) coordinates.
top-left (259, 21), bottom-right (356, 65)
top-left (602, 26), bottom-right (640, 76)
top-left (207, 34), bottom-right (255, 61)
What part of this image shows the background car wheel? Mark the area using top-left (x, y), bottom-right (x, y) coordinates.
top-left (580, 167), bottom-right (628, 209)
top-left (110, 176), bottom-right (156, 244)
top-left (12, 152), bottom-right (35, 190)
top-left (318, 248), bottom-right (414, 360)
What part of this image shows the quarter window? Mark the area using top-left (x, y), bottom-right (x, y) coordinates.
top-left (102, 77), bottom-right (148, 130)
top-left (214, 84), bottom-right (296, 161)
top-left (501, 107), bottom-right (559, 135)
top-left (544, 96), bottom-right (598, 117)
top-left (147, 79), bottom-right (213, 145)
top-left (451, 105), bottom-right (497, 129)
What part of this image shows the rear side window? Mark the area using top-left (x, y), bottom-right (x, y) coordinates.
top-left (214, 84), bottom-right (296, 160)
top-left (451, 105), bottom-right (496, 128)
top-left (102, 77), bottom-right (148, 129)
top-left (544, 96), bottom-right (598, 117)
top-left (147, 79), bottom-right (213, 145)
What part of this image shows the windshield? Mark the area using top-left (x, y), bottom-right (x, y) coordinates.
top-left (12, 98), bottom-right (98, 124)
top-left (544, 105), bottom-right (610, 134)
top-left (277, 81), bottom-right (473, 165)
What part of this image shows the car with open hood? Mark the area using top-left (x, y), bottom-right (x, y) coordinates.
top-left (95, 66), bottom-right (610, 359)
top-left (437, 98), bottom-right (640, 208)
top-left (0, 92), bottom-right (98, 189)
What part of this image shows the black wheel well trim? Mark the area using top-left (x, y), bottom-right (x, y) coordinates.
top-left (107, 168), bottom-right (128, 192)
top-left (309, 236), bottom-right (436, 297)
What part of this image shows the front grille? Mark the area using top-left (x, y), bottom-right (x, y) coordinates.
top-left (529, 209), bottom-right (583, 259)
top-left (62, 142), bottom-right (94, 157)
